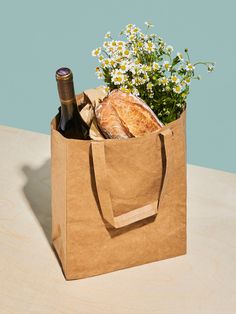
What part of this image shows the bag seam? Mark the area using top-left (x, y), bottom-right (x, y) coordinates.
top-left (65, 138), bottom-right (68, 275)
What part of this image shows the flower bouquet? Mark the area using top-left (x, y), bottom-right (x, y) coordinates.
top-left (92, 22), bottom-right (214, 124)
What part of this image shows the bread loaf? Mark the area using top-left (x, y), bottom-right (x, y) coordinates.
top-left (95, 89), bottom-right (163, 139)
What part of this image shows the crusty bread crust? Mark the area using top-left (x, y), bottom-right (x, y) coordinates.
top-left (95, 89), bottom-right (163, 139)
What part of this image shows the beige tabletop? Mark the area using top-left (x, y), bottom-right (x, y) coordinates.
top-left (0, 124), bottom-right (236, 314)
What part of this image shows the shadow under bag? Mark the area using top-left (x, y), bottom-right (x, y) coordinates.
top-left (51, 92), bottom-right (187, 280)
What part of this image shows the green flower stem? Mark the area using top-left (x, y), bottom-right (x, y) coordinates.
top-left (102, 49), bottom-right (110, 58)
top-left (193, 61), bottom-right (214, 66)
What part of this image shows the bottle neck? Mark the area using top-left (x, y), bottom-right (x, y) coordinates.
top-left (59, 100), bottom-right (77, 131)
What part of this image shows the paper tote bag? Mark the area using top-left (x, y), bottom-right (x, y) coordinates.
top-left (51, 93), bottom-right (187, 280)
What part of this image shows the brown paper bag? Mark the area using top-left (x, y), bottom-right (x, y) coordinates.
top-left (51, 89), bottom-right (187, 280)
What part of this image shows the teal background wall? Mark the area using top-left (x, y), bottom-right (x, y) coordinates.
top-left (0, 0), bottom-right (235, 173)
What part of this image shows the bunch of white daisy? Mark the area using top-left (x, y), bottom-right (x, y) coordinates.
top-left (92, 22), bottom-right (215, 123)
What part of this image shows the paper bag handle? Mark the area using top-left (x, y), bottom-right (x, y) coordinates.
top-left (91, 129), bottom-right (173, 228)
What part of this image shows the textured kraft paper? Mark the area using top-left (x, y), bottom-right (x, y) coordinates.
top-left (51, 90), bottom-right (187, 280)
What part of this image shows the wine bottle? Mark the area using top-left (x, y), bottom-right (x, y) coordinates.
top-left (55, 67), bottom-right (90, 139)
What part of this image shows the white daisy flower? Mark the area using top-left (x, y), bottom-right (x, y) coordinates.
top-left (101, 59), bottom-right (111, 68)
top-left (122, 48), bottom-right (131, 58)
top-left (158, 77), bottom-right (169, 86)
top-left (163, 61), bottom-right (171, 71)
top-left (141, 65), bottom-right (151, 72)
top-left (132, 46), bottom-right (139, 55)
top-left (91, 47), bottom-right (101, 57)
top-left (158, 38), bottom-right (166, 50)
top-left (120, 86), bottom-right (131, 93)
top-left (177, 52), bottom-right (184, 61)
top-left (184, 77), bottom-right (191, 85)
top-left (112, 69), bottom-right (124, 76)
top-left (132, 87), bottom-right (140, 96)
top-left (107, 46), bottom-right (115, 54)
top-left (149, 33), bottom-right (157, 39)
top-left (98, 55), bottom-right (104, 62)
top-left (132, 77), bottom-right (142, 86)
top-left (171, 75), bottom-right (180, 84)
top-left (140, 33), bottom-right (148, 41)
top-left (124, 24), bottom-right (135, 35)
top-left (134, 58), bottom-right (141, 65)
top-left (144, 21), bottom-right (154, 28)
top-left (97, 71), bottom-right (103, 79)
top-left (144, 41), bottom-right (156, 53)
top-left (113, 55), bottom-right (123, 63)
top-left (136, 65), bottom-right (145, 75)
top-left (117, 41), bottom-right (125, 46)
top-left (111, 69), bottom-right (127, 85)
top-left (137, 41), bottom-right (144, 49)
top-left (126, 23), bottom-right (135, 29)
top-left (173, 85), bottom-right (182, 94)
top-left (119, 61), bottom-right (130, 73)
top-left (112, 75), bottom-right (125, 85)
top-left (143, 73), bottom-right (149, 82)
top-left (104, 31), bottom-right (111, 39)
top-left (185, 63), bottom-right (195, 72)
top-left (128, 34), bottom-right (136, 42)
top-left (130, 63), bottom-right (139, 75)
top-left (105, 86), bottom-right (110, 93)
top-left (103, 41), bottom-right (109, 49)
top-left (166, 45), bottom-right (173, 54)
top-left (152, 62), bottom-right (160, 71)
top-left (116, 44), bottom-right (124, 53)
top-left (112, 77), bottom-right (123, 85)
top-left (207, 64), bottom-right (215, 72)
top-left (109, 59), bottom-right (116, 67)
top-left (131, 26), bottom-right (140, 34)
top-left (110, 40), bottom-right (117, 47)
top-left (95, 67), bottom-right (103, 78)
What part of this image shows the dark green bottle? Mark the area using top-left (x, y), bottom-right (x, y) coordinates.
top-left (55, 67), bottom-right (90, 139)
